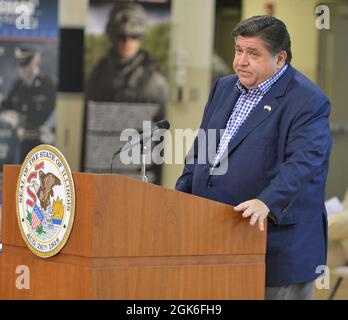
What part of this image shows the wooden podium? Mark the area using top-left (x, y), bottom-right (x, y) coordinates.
top-left (0, 165), bottom-right (266, 299)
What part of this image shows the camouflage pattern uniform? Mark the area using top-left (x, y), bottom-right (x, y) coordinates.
top-left (86, 48), bottom-right (168, 104)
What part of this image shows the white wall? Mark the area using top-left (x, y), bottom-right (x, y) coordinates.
top-left (56, 0), bottom-right (88, 171)
top-left (162, 0), bottom-right (216, 189)
top-left (58, 0), bottom-right (88, 28)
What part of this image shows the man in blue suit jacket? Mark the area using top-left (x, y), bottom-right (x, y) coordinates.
top-left (175, 16), bottom-right (332, 300)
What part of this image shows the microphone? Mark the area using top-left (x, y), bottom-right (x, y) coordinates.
top-left (112, 120), bottom-right (170, 161)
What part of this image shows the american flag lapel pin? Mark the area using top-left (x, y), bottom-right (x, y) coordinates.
top-left (264, 105), bottom-right (272, 112)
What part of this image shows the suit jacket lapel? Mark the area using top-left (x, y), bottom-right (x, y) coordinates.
top-left (207, 85), bottom-right (240, 163)
top-left (226, 94), bottom-right (279, 154)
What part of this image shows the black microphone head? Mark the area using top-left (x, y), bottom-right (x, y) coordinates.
top-left (157, 120), bottom-right (170, 130)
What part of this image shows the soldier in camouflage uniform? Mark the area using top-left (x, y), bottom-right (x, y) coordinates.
top-left (0, 47), bottom-right (56, 162)
top-left (86, 2), bottom-right (168, 104)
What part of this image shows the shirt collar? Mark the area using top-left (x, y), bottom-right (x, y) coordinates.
top-left (235, 64), bottom-right (288, 94)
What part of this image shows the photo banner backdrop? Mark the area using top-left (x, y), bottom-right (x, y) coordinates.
top-left (83, 0), bottom-right (171, 185)
top-left (0, 0), bottom-right (59, 203)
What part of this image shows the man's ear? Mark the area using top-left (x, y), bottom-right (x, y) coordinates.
top-left (277, 51), bottom-right (287, 68)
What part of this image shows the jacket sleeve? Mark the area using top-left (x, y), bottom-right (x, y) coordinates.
top-left (257, 93), bottom-right (332, 223)
top-left (175, 79), bottom-right (219, 193)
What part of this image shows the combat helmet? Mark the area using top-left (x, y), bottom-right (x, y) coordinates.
top-left (106, 2), bottom-right (147, 39)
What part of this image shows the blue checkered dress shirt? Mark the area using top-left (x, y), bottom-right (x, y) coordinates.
top-left (212, 64), bottom-right (288, 167)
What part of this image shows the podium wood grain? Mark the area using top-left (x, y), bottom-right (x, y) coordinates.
top-left (0, 165), bottom-right (266, 299)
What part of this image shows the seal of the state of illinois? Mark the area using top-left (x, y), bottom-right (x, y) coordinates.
top-left (16, 145), bottom-right (75, 258)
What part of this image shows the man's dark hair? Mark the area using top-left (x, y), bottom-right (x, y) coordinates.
top-left (232, 15), bottom-right (292, 64)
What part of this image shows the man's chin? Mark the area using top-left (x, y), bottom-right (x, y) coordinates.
top-left (118, 54), bottom-right (134, 64)
top-left (120, 52), bottom-right (137, 61)
top-left (239, 79), bottom-right (254, 89)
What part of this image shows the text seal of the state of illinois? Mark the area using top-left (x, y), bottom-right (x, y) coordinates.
top-left (16, 145), bottom-right (75, 258)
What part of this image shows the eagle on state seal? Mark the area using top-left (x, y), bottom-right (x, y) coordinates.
top-left (36, 170), bottom-right (61, 210)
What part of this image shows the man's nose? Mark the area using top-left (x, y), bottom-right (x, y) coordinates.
top-left (238, 52), bottom-right (249, 66)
